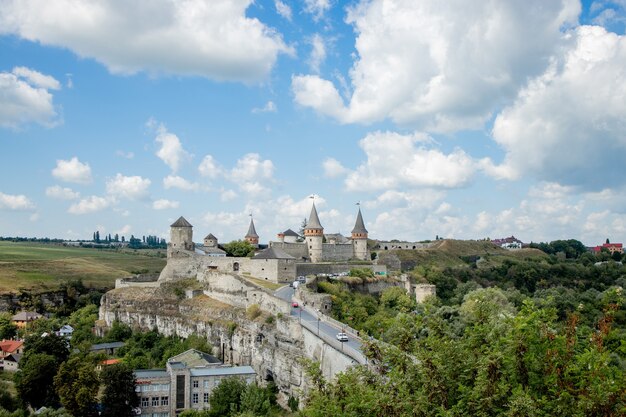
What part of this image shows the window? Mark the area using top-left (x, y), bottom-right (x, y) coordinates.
top-left (142, 385), bottom-right (150, 392)
top-left (203, 380), bottom-right (209, 389)
top-left (192, 393), bottom-right (199, 404)
top-left (141, 397), bottom-right (149, 407)
top-left (193, 380), bottom-right (199, 388)
top-left (161, 396), bottom-right (169, 406)
top-left (152, 397), bottom-right (159, 406)
top-left (135, 386), bottom-right (141, 392)
top-left (203, 393), bottom-right (209, 403)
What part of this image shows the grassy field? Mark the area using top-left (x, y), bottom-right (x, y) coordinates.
top-left (0, 241), bottom-right (166, 293)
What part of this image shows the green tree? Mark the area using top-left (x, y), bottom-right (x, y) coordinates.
top-left (209, 377), bottom-right (247, 416)
top-left (0, 313), bottom-right (17, 340)
top-left (14, 353), bottom-right (59, 409)
top-left (223, 240), bottom-right (255, 257)
top-left (100, 363), bottom-right (138, 417)
top-left (54, 356), bottom-right (99, 417)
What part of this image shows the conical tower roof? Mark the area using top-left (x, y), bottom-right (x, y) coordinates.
top-left (245, 217), bottom-right (259, 238)
top-left (351, 208), bottom-right (368, 234)
top-left (305, 202), bottom-right (323, 231)
top-left (171, 216), bottom-right (192, 227)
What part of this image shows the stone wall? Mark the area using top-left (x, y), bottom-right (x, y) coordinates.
top-left (320, 243), bottom-right (354, 261)
top-left (158, 256), bottom-right (295, 284)
top-left (374, 241), bottom-right (435, 251)
top-left (199, 271), bottom-right (292, 316)
top-left (269, 242), bottom-right (309, 260)
top-left (296, 263), bottom-right (387, 277)
top-left (115, 274), bottom-right (160, 289)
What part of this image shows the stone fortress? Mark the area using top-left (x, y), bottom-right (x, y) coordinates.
top-left (158, 202), bottom-right (385, 284)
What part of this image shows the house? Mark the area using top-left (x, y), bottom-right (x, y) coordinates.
top-left (89, 341), bottom-right (125, 355)
top-left (134, 349), bottom-right (256, 416)
top-left (2, 353), bottom-right (21, 372)
top-left (0, 340), bottom-right (24, 371)
top-left (56, 324), bottom-right (74, 338)
top-left (11, 311), bottom-right (43, 329)
top-left (96, 358), bottom-right (121, 372)
top-left (592, 242), bottom-right (624, 255)
top-left (491, 236), bottom-right (524, 250)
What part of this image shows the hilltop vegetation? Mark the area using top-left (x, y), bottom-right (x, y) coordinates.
top-left (0, 241), bottom-right (165, 293)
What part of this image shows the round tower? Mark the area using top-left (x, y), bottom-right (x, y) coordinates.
top-left (351, 207), bottom-right (369, 260)
top-left (245, 217), bottom-right (259, 247)
top-left (304, 202), bottom-right (324, 263)
top-left (169, 216), bottom-right (194, 258)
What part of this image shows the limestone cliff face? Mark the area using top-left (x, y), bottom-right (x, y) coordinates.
top-left (99, 286), bottom-right (309, 396)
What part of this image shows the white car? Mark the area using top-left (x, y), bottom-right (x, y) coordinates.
top-left (336, 332), bottom-right (349, 342)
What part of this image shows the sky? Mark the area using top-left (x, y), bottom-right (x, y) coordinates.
top-left (1, 0), bottom-right (626, 246)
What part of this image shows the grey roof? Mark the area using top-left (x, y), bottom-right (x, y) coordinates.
top-left (197, 246), bottom-right (226, 255)
top-left (252, 247), bottom-right (296, 260)
top-left (351, 208), bottom-right (368, 234)
top-left (205, 233), bottom-right (217, 240)
top-left (11, 311), bottom-right (42, 321)
top-left (90, 341), bottom-right (125, 351)
top-left (5, 353), bottom-right (21, 363)
top-left (134, 369), bottom-right (169, 378)
top-left (245, 218), bottom-right (259, 238)
top-left (190, 365), bottom-right (256, 377)
top-left (171, 216), bottom-right (193, 228)
top-left (305, 203), bottom-right (323, 231)
top-left (282, 229), bottom-right (299, 237)
top-left (167, 349), bottom-right (221, 368)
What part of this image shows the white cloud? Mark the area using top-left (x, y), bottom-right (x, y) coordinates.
top-left (308, 34), bottom-right (326, 73)
top-left (251, 101), bottom-right (277, 113)
top-left (322, 157), bottom-right (348, 178)
top-left (154, 123), bottom-right (190, 173)
top-left (116, 150), bottom-right (134, 159)
top-left (490, 25), bottom-right (626, 190)
top-left (52, 157), bottom-right (93, 184)
top-left (45, 185), bottom-right (80, 200)
top-left (275, 0), bottom-right (292, 21)
top-left (0, 192), bottom-right (35, 210)
top-left (106, 174), bottom-right (151, 200)
top-left (12, 67), bottom-right (61, 90)
top-left (292, 0), bottom-right (580, 130)
top-left (68, 196), bottom-right (111, 214)
top-left (229, 153), bottom-right (274, 195)
top-left (345, 131), bottom-right (477, 191)
top-left (0, 67), bottom-right (60, 128)
top-left (163, 175), bottom-right (201, 191)
top-left (198, 154), bottom-right (223, 178)
top-left (220, 189), bottom-right (238, 202)
top-left (116, 224), bottom-right (132, 236)
top-left (0, 0), bottom-right (291, 82)
top-left (304, 0), bottom-right (331, 21)
top-left (152, 199), bottom-right (179, 210)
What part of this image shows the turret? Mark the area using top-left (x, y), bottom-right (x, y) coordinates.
top-left (169, 216), bottom-right (194, 258)
top-left (204, 233), bottom-right (218, 248)
top-left (245, 217), bottom-right (259, 247)
top-left (304, 203), bottom-right (324, 262)
top-left (351, 207), bottom-right (369, 260)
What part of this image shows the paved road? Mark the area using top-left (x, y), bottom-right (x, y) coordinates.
top-left (274, 285), bottom-right (364, 356)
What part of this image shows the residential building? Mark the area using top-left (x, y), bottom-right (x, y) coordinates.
top-left (11, 311), bottom-right (43, 329)
top-left (0, 340), bottom-right (24, 371)
top-left (135, 349), bottom-right (256, 416)
top-left (592, 242), bottom-right (624, 255)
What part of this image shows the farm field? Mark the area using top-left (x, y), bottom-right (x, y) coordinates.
top-left (0, 241), bottom-right (166, 293)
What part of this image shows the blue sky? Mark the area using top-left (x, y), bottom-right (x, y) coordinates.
top-left (1, 0), bottom-right (625, 246)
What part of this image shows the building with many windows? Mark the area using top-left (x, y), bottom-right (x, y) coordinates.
top-left (135, 349), bottom-right (256, 416)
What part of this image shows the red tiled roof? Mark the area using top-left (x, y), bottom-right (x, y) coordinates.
top-left (0, 340), bottom-right (23, 354)
top-left (99, 358), bottom-right (121, 366)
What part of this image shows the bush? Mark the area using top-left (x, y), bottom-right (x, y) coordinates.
top-left (246, 304), bottom-right (262, 320)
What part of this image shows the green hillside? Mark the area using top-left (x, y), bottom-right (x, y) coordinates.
top-left (0, 241), bottom-right (166, 293)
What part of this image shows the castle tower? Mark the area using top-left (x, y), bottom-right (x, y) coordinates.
top-left (351, 207), bottom-right (369, 260)
top-left (304, 203), bottom-right (324, 262)
top-left (245, 217), bottom-right (259, 247)
top-left (169, 216), bottom-right (194, 258)
top-left (204, 233), bottom-right (218, 248)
